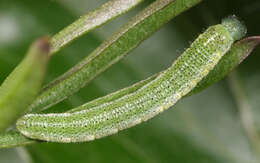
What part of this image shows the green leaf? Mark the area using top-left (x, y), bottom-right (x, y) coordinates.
top-left (0, 38), bottom-right (50, 131)
top-left (50, 0), bottom-right (144, 55)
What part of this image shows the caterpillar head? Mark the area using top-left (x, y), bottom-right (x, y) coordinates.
top-left (222, 15), bottom-right (247, 41)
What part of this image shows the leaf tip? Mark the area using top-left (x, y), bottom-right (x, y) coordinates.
top-left (34, 37), bottom-right (51, 55)
top-left (238, 36), bottom-right (260, 63)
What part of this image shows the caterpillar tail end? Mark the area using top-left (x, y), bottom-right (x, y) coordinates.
top-left (222, 15), bottom-right (247, 41)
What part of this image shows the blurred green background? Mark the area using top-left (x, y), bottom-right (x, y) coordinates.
top-left (0, 0), bottom-right (260, 162)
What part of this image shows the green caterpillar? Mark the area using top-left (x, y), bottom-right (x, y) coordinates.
top-left (16, 16), bottom-right (246, 143)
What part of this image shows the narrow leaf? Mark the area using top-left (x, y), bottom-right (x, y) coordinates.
top-left (50, 0), bottom-right (144, 55)
top-left (0, 38), bottom-right (50, 131)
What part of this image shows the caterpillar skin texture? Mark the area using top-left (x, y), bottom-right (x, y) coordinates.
top-left (17, 17), bottom-right (246, 143)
